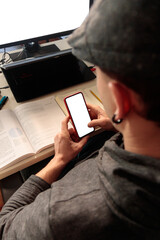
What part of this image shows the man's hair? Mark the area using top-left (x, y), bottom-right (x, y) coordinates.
top-left (102, 69), bottom-right (160, 124)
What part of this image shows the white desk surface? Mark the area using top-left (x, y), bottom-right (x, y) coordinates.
top-left (0, 39), bottom-right (96, 179)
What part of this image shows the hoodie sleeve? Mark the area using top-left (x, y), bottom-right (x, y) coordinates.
top-left (0, 175), bottom-right (53, 240)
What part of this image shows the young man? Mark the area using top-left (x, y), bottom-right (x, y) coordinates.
top-left (0, 0), bottom-right (160, 239)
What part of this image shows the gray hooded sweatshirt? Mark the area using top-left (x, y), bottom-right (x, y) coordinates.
top-left (0, 133), bottom-right (160, 239)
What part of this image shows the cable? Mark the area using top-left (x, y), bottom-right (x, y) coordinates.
top-left (0, 47), bottom-right (25, 65)
top-left (7, 48), bottom-right (25, 63)
top-left (0, 48), bottom-right (12, 65)
top-left (0, 86), bottom-right (9, 89)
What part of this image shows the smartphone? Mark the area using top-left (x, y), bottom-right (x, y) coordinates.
top-left (64, 92), bottom-right (94, 138)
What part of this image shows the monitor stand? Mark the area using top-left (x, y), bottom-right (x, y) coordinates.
top-left (9, 41), bottom-right (60, 62)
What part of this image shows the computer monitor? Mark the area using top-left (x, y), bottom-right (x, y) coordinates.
top-left (0, 0), bottom-right (93, 59)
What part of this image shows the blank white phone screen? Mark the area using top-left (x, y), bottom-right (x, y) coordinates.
top-left (66, 93), bottom-right (94, 138)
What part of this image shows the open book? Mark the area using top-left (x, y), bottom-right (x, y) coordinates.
top-left (0, 96), bottom-right (65, 170)
top-left (55, 85), bottom-right (104, 116)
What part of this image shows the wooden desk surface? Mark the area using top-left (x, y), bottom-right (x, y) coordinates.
top-left (0, 39), bottom-right (96, 179)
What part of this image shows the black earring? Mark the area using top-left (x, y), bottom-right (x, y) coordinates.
top-left (112, 114), bottom-right (123, 124)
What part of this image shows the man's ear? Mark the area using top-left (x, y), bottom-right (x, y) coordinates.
top-left (108, 81), bottom-right (131, 120)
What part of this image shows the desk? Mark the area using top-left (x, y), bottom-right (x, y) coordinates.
top-left (0, 39), bottom-right (97, 180)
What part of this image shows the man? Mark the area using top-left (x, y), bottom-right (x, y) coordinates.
top-left (0, 0), bottom-right (160, 239)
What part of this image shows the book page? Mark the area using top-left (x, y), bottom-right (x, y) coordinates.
top-left (0, 109), bottom-right (34, 169)
top-left (14, 96), bottom-right (65, 153)
top-left (55, 89), bottom-right (83, 115)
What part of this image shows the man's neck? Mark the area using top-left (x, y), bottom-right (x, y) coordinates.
top-left (122, 114), bottom-right (160, 159)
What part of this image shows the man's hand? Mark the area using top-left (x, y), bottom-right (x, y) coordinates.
top-left (36, 116), bottom-right (89, 184)
top-left (87, 103), bottom-right (115, 131)
top-left (54, 116), bottom-right (89, 164)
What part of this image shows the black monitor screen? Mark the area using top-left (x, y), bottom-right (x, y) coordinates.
top-left (0, 0), bottom-right (93, 49)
